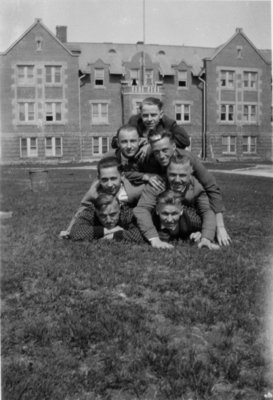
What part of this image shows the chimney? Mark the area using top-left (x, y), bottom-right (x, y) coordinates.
top-left (56, 26), bottom-right (67, 43)
top-left (236, 28), bottom-right (243, 34)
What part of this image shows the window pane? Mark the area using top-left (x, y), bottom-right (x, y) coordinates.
top-left (102, 137), bottom-right (108, 153)
top-left (55, 67), bottom-right (61, 83)
top-left (56, 103), bottom-right (62, 121)
top-left (93, 137), bottom-right (99, 154)
top-left (19, 103), bottom-right (25, 121)
top-left (45, 67), bottom-right (52, 83)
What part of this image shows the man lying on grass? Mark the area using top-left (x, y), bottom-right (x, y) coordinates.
top-left (134, 154), bottom-right (220, 250)
top-left (69, 193), bottom-right (144, 243)
top-left (154, 189), bottom-right (219, 249)
top-left (60, 156), bottom-right (144, 238)
top-left (141, 129), bottom-right (231, 247)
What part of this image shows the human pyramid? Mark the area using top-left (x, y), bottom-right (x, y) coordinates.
top-left (60, 97), bottom-right (231, 249)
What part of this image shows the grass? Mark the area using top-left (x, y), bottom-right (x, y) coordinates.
top-left (1, 166), bottom-right (273, 400)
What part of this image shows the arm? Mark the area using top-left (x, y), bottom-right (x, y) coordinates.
top-left (166, 117), bottom-right (190, 148)
top-left (81, 180), bottom-right (100, 206)
top-left (216, 213), bottom-right (231, 246)
top-left (184, 151), bottom-right (225, 214)
top-left (195, 190), bottom-right (217, 242)
top-left (133, 184), bottom-right (165, 241)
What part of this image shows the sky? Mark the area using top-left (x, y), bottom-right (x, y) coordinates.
top-left (0, 0), bottom-right (271, 52)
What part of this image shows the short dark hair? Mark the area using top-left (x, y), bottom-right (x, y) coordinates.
top-left (167, 153), bottom-right (192, 169)
top-left (148, 129), bottom-right (174, 143)
top-left (97, 156), bottom-right (123, 175)
top-left (116, 124), bottom-right (139, 139)
top-left (94, 193), bottom-right (120, 211)
top-left (140, 97), bottom-right (163, 111)
top-left (156, 190), bottom-right (183, 207)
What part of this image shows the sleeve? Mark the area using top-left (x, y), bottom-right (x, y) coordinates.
top-left (81, 180), bottom-right (100, 206)
top-left (113, 206), bottom-right (145, 243)
top-left (69, 206), bottom-right (104, 241)
top-left (133, 184), bottom-right (163, 240)
top-left (168, 119), bottom-right (190, 149)
top-left (187, 151), bottom-right (225, 213)
top-left (195, 191), bottom-right (217, 241)
top-left (124, 170), bottom-right (146, 186)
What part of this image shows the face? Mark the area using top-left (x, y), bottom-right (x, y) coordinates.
top-left (167, 162), bottom-right (193, 192)
top-left (150, 136), bottom-right (176, 167)
top-left (141, 104), bottom-right (163, 130)
top-left (118, 129), bottom-right (140, 158)
top-left (98, 166), bottom-right (122, 195)
top-left (157, 203), bottom-right (182, 231)
top-left (96, 200), bottom-right (120, 229)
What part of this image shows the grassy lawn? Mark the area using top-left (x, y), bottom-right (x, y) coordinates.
top-left (1, 166), bottom-right (273, 400)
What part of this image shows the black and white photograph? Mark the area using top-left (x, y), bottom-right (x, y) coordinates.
top-left (1, 0), bottom-right (272, 398)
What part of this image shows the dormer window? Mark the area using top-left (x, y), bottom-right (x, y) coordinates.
top-left (178, 70), bottom-right (187, 87)
top-left (237, 46), bottom-right (243, 59)
top-left (94, 68), bottom-right (104, 86)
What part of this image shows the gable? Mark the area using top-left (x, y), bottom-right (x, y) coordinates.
top-left (2, 20), bottom-right (75, 58)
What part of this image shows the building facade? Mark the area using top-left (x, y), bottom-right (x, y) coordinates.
top-left (0, 19), bottom-right (272, 163)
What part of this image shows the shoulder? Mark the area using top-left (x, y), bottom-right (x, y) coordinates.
top-left (128, 114), bottom-right (141, 126)
top-left (161, 115), bottom-right (176, 127)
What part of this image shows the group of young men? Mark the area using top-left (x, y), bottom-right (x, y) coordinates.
top-left (61, 97), bottom-right (231, 250)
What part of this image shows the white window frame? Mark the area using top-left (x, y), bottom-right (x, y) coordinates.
top-left (17, 65), bottom-right (35, 85)
top-left (94, 68), bottom-right (105, 87)
top-left (242, 136), bottom-right (257, 154)
top-left (178, 70), bottom-right (187, 88)
top-left (92, 136), bottom-right (110, 155)
top-left (45, 137), bottom-right (63, 157)
top-left (220, 70), bottom-right (235, 89)
top-left (20, 137), bottom-right (38, 158)
top-left (222, 136), bottom-right (236, 154)
top-left (45, 102), bottom-right (63, 123)
top-left (243, 71), bottom-right (258, 90)
top-left (18, 102), bottom-right (36, 123)
top-left (130, 69), bottom-right (139, 86)
top-left (220, 104), bottom-right (235, 123)
top-left (144, 70), bottom-right (153, 85)
top-left (90, 102), bottom-right (109, 125)
top-left (243, 104), bottom-right (257, 124)
top-left (175, 103), bottom-right (191, 123)
top-left (45, 65), bottom-right (62, 85)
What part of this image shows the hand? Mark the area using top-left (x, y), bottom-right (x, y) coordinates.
top-left (216, 226), bottom-right (231, 247)
top-left (147, 175), bottom-right (166, 191)
top-left (149, 237), bottom-right (174, 249)
top-left (190, 231), bottom-right (202, 242)
top-left (104, 226), bottom-right (124, 235)
top-left (197, 237), bottom-right (220, 250)
top-left (136, 143), bottom-right (150, 162)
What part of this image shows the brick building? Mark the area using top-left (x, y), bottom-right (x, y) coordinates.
top-left (0, 19), bottom-right (271, 163)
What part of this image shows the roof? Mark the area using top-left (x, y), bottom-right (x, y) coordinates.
top-left (1, 18), bottom-right (76, 57)
top-left (205, 28), bottom-right (271, 65)
top-left (67, 42), bottom-right (216, 76)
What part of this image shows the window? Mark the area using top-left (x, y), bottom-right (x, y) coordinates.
top-left (220, 104), bottom-right (234, 122)
top-left (92, 137), bottom-right (110, 155)
top-left (178, 71), bottom-right (187, 87)
top-left (45, 102), bottom-right (62, 122)
top-left (243, 72), bottom-right (257, 90)
top-left (222, 136), bottom-right (236, 154)
top-left (45, 137), bottom-right (63, 157)
top-left (130, 69), bottom-right (139, 86)
top-left (95, 68), bottom-right (104, 86)
top-left (220, 70), bottom-right (235, 88)
top-left (144, 70), bottom-right (153, 85)
top-left (91, 103), bottom-right (108, 124)
top-left (175, 104), bottom-right (191, 123)
top-left (45, 66), bottom-right (62, 84)
top-left (243, 104), bottom-right (257, 123)
top-left (20, 137), bottom-right (38, 157)
top-left (18, 102), bottom-right (35, 122)
top-left (133, 101), bottom-right (142, 114)
top-left (17, 65), bottom-right (35, 85)
top-left (242, 136), bottom-right (257, 154)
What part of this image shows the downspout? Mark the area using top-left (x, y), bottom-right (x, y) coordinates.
top-left (198, 76), bottom-right (207, 160)
top-left (79, 74), bottom-right (86, 160)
